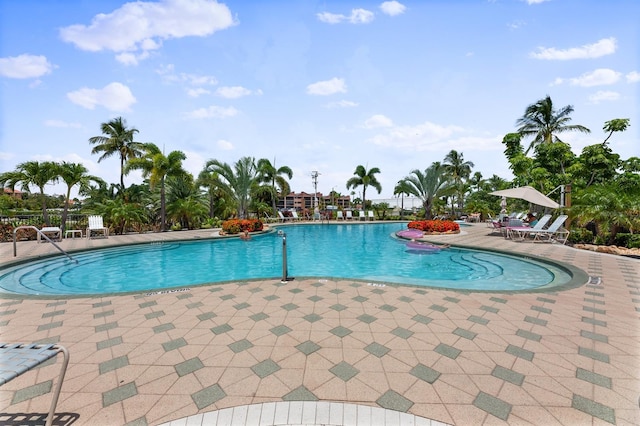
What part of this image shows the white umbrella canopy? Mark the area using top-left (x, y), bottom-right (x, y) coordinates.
top-left (489, 186), bottom-right (560, 209)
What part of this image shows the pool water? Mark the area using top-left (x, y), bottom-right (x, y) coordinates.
top-left (0, 223), bottom-right (572, 296)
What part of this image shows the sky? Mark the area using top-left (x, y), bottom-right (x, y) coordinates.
top-left (1, 0), bottom-right (638, 201)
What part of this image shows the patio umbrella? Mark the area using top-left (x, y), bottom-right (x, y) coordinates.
top-left (489, 186), bottom-right (560, 209)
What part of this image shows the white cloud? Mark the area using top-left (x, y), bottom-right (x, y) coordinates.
top-left (588, 90), bottom-right (620, 104)
top-left (187, 88), bottom-right (211, 97)
top-left (44, 120), bottom-right (82, 128)
top-left (306, 77), bottom-right (347, 95)
top-left (570, 68), bottom-right (621, 87)
top-left (380, 1), bottom-right (406, 16)
top-left (364, 114), bottom-right (393, 128)
top-left (317, 8), bottom-right (374, 24)
top-left (508, 20), bottom-right (526, 30)
top-left (217, 139), bottom-right (234, 150)
top-left (184, 105), bottom-right (238, 119)
top-left (215, 86), bottom-right (254, 98)
top-left (0, 54), bottom-right (53, 79)
top-left (525, 0), bottom-right (550, 4)
top-left (627, 71), bottom-right (640, 83)
top-left (326, 100), bottom-right (359, 108)
top-left (530, 37), bottom-right (617, 60)
top-left (67, 82), bottom-right (136, 111)
top-left (59, 0), bottom-right (235, 64)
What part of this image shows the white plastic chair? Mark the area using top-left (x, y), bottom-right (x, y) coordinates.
top-left (367, 211), bottom-right (374, 221)
top-left (87, 215), bottom-right (109, 238)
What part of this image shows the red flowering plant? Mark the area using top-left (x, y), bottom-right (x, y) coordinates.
top-left (221, 219), bottom-right (263, 234)
top-left (407, 220), bottom-right (459, 233)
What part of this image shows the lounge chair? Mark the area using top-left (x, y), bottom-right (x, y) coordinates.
top-left (367, 211), bottom-right (374, 221)
top-left (358, 211), bottom-right (366, 221)
top-left (0, 343), bottom-right (69, 426)
top-left (517, 214), bottom-right (569, 243)
top-left (87, 215), bottom-right (109, 239)
top-left (506, 214), bottom-right (552, 240)
top-left (291, 211), bottom-right (301, 221)
top-left (38, 226), bottom-right (62, 243)
top-left (336, 211), bottom-right (344, 220)
top-left (345, 211), bottom-right (353, 220)
top-left (277, 211), bottom-right (291, 222)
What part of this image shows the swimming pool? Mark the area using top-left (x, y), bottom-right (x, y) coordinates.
top-left (0, 223), bottom-right (575, 296)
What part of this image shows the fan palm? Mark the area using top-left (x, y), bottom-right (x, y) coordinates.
top-left (0, 161), bottom-right (59, 225)
top-left (346, 165), bottom-right (382, 210)
top-left (203, 156), bottom-right (259, 219)
top-left (89, 117), bottom-right (144, 189)
top-left (399, 163), bottom-right (451, 219)
top-left (516, 95), bottom-right (590, 154)
top-left (125, 143), bottom-right (187, 231)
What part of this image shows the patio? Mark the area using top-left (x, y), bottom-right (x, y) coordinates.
top-left (0, 223), bottom-right (638, 425)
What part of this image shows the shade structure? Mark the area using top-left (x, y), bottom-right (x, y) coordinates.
top-left (489, 186), bottom-right (560, 209)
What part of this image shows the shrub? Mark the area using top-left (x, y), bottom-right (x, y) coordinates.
top-left (407, 220), bottom-right (460, 233)
top-left (567, 228), bottom-right (594, 244)
top-left (613, 233), bottom-right (640, 249)
top-left (221, 218), bottom-right (263, 234)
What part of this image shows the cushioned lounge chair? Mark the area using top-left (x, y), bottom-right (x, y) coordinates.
top-left (345, 211), bottom-right (353, 220)
top-left (367, 211), bottom-right (374, 221)
top-left (336, 211), bottom-right (344, 220)
top-left (358, 211), bottom-right (366, 221)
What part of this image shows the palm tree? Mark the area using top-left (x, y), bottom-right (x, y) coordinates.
top-left (398, 163), bottom-right (450, 219)
top-left (202, 156), bottom-right (259, 219)
top-left (346, 165), bottom-right (382, 210)
top-left (393, 180), bottom-right (412, 219)
top-left (516, 95), bottom-right (591, 154)
top-left (166, 175), bottom-right (208, 229)
top-left (256, 158), bottom-right (293, 215)
top-left (443, 150), bottom-right (474, 215)
top-left (89, 117), bottom-right (144, 189)
top-left (125, 143), bottom-right (187, 232)
top-left (58, 162), bottom-right (104, 232)
top-left (0, 161), bottom-right (59, 225)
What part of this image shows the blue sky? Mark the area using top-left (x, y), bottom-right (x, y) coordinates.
top-left (1, 0), bottom-right (638, 200)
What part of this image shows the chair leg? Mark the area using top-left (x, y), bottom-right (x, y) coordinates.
top-left (45, 346), bottom-right (70, 426)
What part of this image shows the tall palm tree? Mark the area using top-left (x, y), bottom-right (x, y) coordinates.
top-left (399, 163), bottom-right (450, 219)
top-left (58, 162), bottom-right (104, 232)
top-left (443, 150), bottom-right (474, 214)
top-left (346, 165), bottom-right (382, 210)
top-left (203, 156), bottom-right (258, 219)
top-left (256, 158), bottom-right (293, 215)
top-left (0, 161), bottom-right (59, 225)
top-left (516, 95), bottom-right (590, 154)
top-left (125, 143), bottom-right (187, 231)
top-left (89, 117), bottom-right (144, 189)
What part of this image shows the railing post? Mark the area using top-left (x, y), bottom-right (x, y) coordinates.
top-left (278, 230), bottom-right (288, 283)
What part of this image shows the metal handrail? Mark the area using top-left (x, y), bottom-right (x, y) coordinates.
top-left (13, 226), bottom-right (77, 263)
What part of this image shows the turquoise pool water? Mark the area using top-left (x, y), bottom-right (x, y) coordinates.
top-left (0, 223), bottom-right (572, 296)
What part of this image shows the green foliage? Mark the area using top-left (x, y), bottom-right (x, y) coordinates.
top-left (567, 227), bottom-right (594, 244)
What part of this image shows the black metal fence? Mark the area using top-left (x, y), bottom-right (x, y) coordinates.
top-left (0, 214), bottom-right (88, 230)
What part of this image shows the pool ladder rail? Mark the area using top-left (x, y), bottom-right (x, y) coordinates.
top-left (13, 225), bottom-right (78, 263)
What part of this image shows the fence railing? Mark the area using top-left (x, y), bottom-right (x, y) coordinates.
top-left (0, 214), bottom-right (88, 231)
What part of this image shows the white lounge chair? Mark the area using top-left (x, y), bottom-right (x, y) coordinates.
top-left (87, 215), bottom-right (109, 238)
top-left (336, 211), bottom-right (344, 220)
top-left (358, 211), bottom-right (366, 221)
top-left (506, 214), bottom-right (552, 240)
top-left (277, 211), bottom-right (291, 222)
top-left (367, 210), bottom-right (375, 221)
top-left (518, 214), bottom-right (569, 243)
top-left (345, 211), bottom-right (353, 220)
top-left (38, 226), bottom-right (62, 243)
top-left (291, 211), bottom-right (301, 221)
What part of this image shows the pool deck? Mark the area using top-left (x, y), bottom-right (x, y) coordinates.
top-left (0, 222), bottom-right (638, 425)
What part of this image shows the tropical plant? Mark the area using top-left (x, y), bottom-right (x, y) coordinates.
top-left (89, 116), bottom-right (144, 189)
top-left (569, 184), bottom-right (640, 245)
top-left (256, 158), bottom-right (293, 215)
top-left (165, 174), bottom-right (208, 229)
top-left (393, 180), bottom-right (413, 219)
top-left (58, 162), bottom-right (104, 232)
top-left (202, 156), bottom-right (259, 219)
top-left (516, 95), bottom-right (591, 154)
top-left (399, 163), bottom-right (451, 219)
top-left (97, 198), bottom-right (148, 235)
top-left (346, 165), bottom-right (382, 210)
top-left (443, 150), bottom-right (474, 213)
top-left (125, 143), bottom-right (187, 231)
top-left (0, 161), bottom-right (59, 225)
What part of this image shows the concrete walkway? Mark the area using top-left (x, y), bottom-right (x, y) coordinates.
top-left (0, 222), bottom-right (638, 425)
